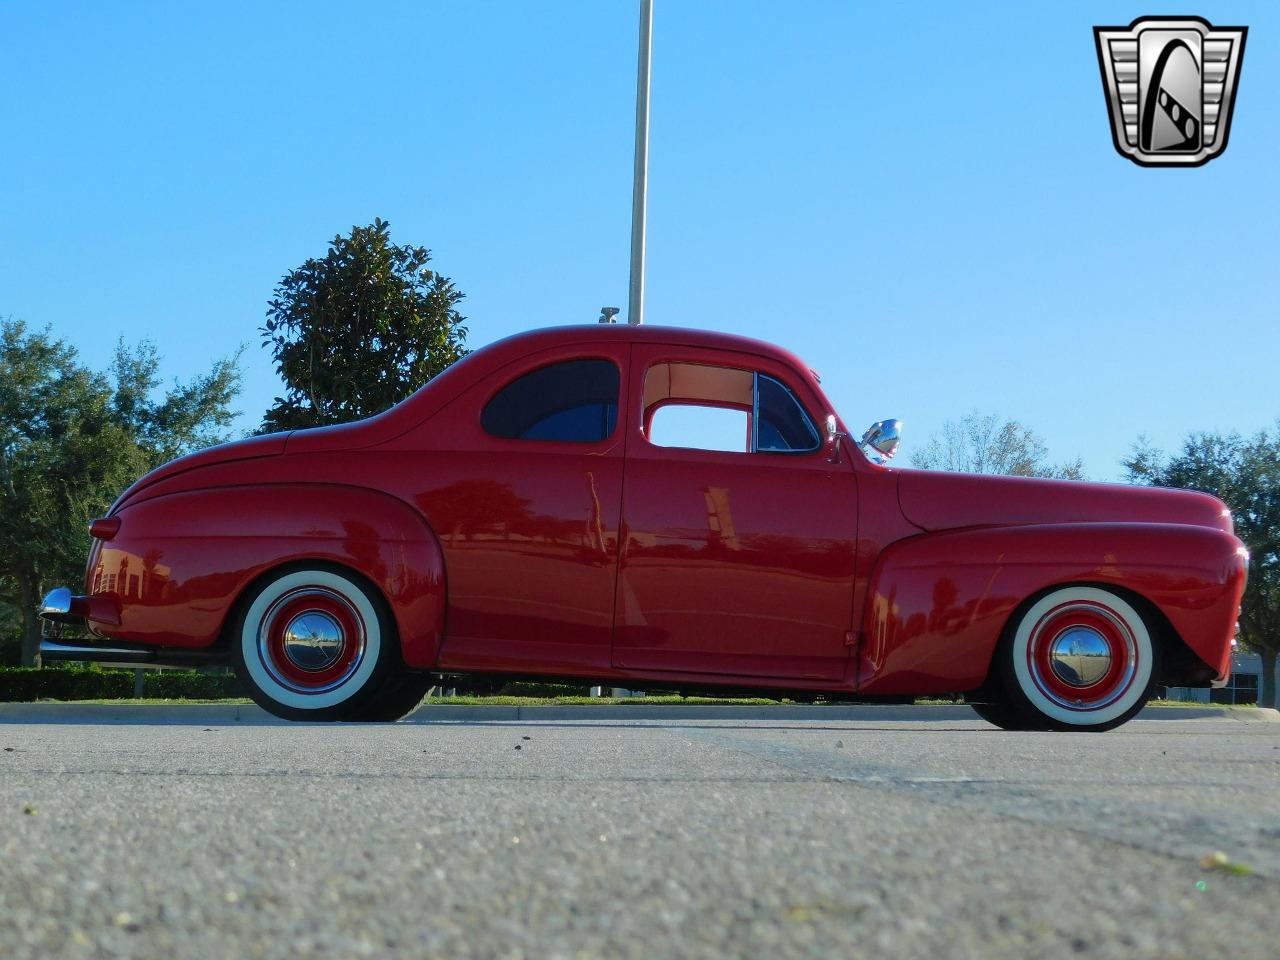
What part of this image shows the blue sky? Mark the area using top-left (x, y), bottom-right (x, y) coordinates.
top-left (2, 1), bottom-right (1276, 480)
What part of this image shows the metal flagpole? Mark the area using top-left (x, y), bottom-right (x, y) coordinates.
top-left (626, 0), bottom-right (653, 325)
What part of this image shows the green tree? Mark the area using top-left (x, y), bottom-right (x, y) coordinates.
top-left (109, 338), bottom-right (243, 470)
top-left (0, 601), bottom-right (21, 664)
top-left (911, 411), bottom-right (1085, 479)
top-left (1126, 429), bottom-right (1280, 709)
top-left (0, 319), bottom-right (242, 665)
top-left (261, 218), bottom-right (468, 431)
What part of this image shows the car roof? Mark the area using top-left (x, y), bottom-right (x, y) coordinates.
top-left (480, 324), bottom-right (811, 370)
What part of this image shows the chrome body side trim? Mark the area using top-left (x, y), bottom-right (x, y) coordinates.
top-left (39, 638), bottom-right (227, 668)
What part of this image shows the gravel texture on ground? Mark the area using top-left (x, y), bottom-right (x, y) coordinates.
top-left (1, 713), bottom-right (1277, 959)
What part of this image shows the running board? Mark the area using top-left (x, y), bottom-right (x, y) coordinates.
top-left (39, 638), bottom-right (226, 669)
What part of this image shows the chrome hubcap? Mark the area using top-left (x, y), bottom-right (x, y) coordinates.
top-left (1047, 626), bottom-right (1112, 687)
top-left (257, 586), bottom-right (367, 694)
top-left (281, 611), bottom-right (344, 671)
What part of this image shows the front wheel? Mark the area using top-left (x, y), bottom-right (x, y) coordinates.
top-left (994, 585), bottom-right (1158, 732)
top-left (968, 697), bottom-right (1044, 731)
top-left (231, 565), bottom-right (413, 722)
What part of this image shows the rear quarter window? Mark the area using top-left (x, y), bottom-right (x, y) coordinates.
top-left (481, 359), bottom-right (619, 443)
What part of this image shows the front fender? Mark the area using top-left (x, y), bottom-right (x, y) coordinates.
top-left (857, 522), bottom-right (1246, 694)
top-left (87, 483), bottom-right (446, 668)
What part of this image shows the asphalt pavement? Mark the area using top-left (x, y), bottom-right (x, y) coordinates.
top-left (1, 710), bottom-right (1278, 959)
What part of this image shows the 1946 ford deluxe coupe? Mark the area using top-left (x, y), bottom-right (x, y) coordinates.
top-left (38, 325), bottom-right (1247, 729)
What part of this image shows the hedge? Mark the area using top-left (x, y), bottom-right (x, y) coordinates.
top-left (143, 671), bottom-right (246, 700)
top-left (0, 667), bottom-right (245, 702)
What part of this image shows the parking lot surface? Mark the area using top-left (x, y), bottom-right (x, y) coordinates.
top-left (2, 711), bottom-right (1278, 959)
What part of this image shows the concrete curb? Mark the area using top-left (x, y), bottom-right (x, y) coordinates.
top-left (0, 701), bottom-right (1275, 725)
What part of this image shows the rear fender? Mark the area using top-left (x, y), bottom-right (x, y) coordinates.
top-left (87, 484), bottom-right (446, 668)
top-left (857, 522), bottom-right (1246, 694)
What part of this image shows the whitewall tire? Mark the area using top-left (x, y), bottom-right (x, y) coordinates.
top-left (998, 586), bottom-right (1157, 732)
top-left (231, 566), bottom-right (402, 721)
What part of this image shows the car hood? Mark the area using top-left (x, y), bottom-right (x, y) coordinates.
top-left (896, 469), bottom-right (1232, 534)
top-left (111, 432), bottom-right (292, 512)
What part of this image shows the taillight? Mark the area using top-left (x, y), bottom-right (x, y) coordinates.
top-left (89, 517), bottom-right (121, 540)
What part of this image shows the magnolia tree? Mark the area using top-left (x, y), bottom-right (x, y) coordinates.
top-left (1126, 429), bottom-right (1280, 708)
top-left (260, 219), bottom-right (469, 431)
top-left (0, 319), bottom-right (241, 665)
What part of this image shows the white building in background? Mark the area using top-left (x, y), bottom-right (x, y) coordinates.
top-left (1164, 650), bottom-right (1267, 705)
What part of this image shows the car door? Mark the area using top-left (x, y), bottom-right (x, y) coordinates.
top-left (411, 344), bottom-right (629, 675)
top-left (613, 344), bottom-right (858, 681)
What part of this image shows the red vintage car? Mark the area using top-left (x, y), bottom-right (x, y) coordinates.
top-left (39, 325), bottom-right (1247, 729)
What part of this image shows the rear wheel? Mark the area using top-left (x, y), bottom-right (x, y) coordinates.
top-left (231, 565), bottom-right (416, 722)
top-left (994, 585), bottom-right (1158, 732)
top-left (349, 673), bottom-right (432, 721)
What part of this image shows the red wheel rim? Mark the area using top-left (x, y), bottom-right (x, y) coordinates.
top-left (1025, 600), bottom-right (1138, 711)
top-left (257, 587), bottom-right (366, 693)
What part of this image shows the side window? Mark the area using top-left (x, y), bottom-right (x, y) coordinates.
top-left (756, 374), bottom-right (821, 453)
top-left (649, 404), bottom-right (750, 452)
top-left (643, 362), bottom-right (753, 453)
top-left (642, 361), bottom-right (819, 455)
top-left (482, 359), bottom-right (619, 442)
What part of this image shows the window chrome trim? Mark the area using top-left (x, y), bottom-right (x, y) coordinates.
top-left (751, 371), bottom-right (760, 453)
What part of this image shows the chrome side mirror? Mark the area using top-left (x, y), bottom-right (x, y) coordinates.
top-left (860, 419), bottom-right (902, 462)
